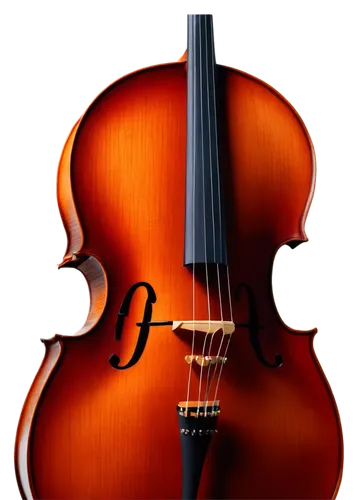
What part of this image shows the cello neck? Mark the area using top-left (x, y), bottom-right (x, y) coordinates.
top-left (184, 14), bottom-right (227, 267)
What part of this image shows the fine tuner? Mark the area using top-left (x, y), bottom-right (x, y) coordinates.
top-left (184, 355), bottom-right (227, 366)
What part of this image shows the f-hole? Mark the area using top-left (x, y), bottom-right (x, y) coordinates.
top-left (236, 283), bottom-right (282, 369)
top-left (109, 282), bottom-right (156, 370)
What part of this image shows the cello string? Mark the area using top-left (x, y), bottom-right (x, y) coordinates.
top-left (203, 264), bottom-right (224, 409)
top-left (202, 15), bottom-right (217, 411)
top-left (226, 260), bottom-right (234, 323)
top-left (203, 265), bottom-right (224, 407)
top-left (204, 321), bottom-right (226, 402)
top-left (207, 267), bottom-right (234, 405)
top-left (210, 16), bottom-right (234, 408)
top-left (185, 15), bottom-right (196, 414)
top-left (196, 15), bottom-right (212, 415)
top-left (212, 266), bottom-right (234, 405)
top-left (208, 274), bottom-right (234, 406)
top-left (203, 15), bottom-right (224, 413)
top-left (211, 16), bottom-right (223, 257)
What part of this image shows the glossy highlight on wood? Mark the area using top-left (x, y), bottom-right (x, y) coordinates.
top-left (15, 36), bottom-right (343, 500)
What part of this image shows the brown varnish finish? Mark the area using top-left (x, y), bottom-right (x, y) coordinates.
top-left (15, 56), bottom-right (343, 498)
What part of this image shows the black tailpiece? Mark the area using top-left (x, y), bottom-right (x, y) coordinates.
top-left (177, 403), bottom-right (219, 500)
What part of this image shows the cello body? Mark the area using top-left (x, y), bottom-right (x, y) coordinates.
top-left (15, 15), bottom-right (343, 500)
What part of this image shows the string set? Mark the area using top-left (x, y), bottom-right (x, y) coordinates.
top-left (185, 15), bottom-right (234, 416)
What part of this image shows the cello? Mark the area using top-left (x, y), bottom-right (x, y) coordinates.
top-left (15, 13), bottom-right (343, 499)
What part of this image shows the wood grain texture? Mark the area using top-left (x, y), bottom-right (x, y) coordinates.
top-left (15, 61), bottom-right (343, 499)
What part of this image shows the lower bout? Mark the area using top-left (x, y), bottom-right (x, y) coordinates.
top-left (27, 406), bottom-right (342, 500)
